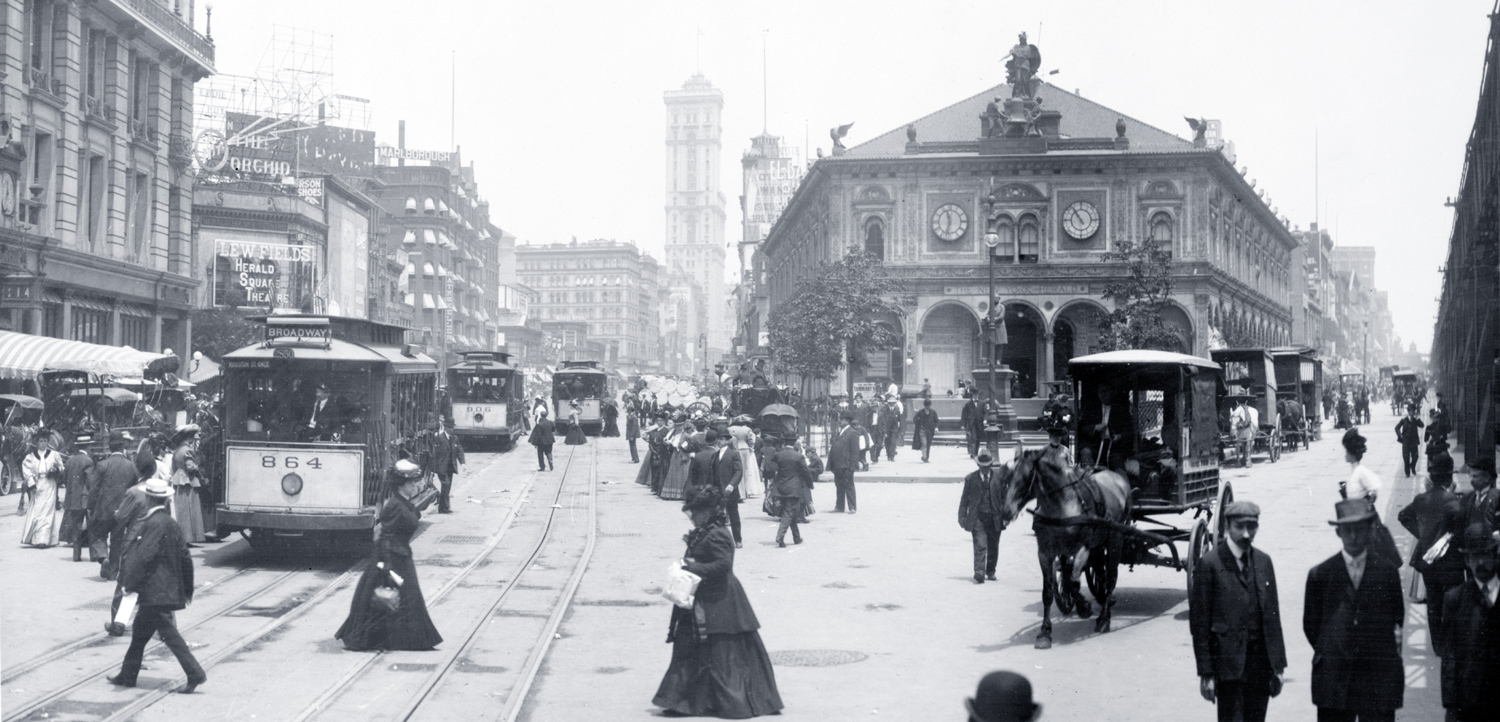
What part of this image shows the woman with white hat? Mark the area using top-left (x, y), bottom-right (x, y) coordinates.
top-left (19, 428), bottom-right (65, 548)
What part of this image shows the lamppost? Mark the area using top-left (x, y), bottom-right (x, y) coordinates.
top-left (979, 189), bottom-right (1011, 453)
top-left (983, 194), bottom-right (1002, 408)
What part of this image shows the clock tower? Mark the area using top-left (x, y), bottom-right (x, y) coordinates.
top-left (664, 74), bottom-right (729, 370)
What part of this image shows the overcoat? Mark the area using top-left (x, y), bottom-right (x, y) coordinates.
top-left (682, 525), bottom-right (759, 634)
top-left (689, 446), bottom-right (743, 500)
top-left (1189, 542), bottom-right (1288, 680)
top-left (1302, 552), bottom-right (1405, 712)
top-left (827, 425), bottom-right (860, 472)
top-left (626, 411), bottom-right (640, 440)
top-left (957, 468), bottom-right (1006, 532)
top-left (765, 447), bottom-right (812, 499)
top-left (120, 508), bottom-right (194, 610)
top-left (428, 432), bottom-right (465, 475)
top-left (1397, 487), bottom-right (1465, 585)
top-left (63, 450), bottom-right (96, 512)
top-left (528, 418), bottom-right (556, 447)
top-left (90, 452), bottom-right (137, 526)
top-left (913, 407), bottom-right (939, 438)
top-left (1395, 416), bottom-right (1424, 447)
top-left (1439, 580), bottom-right (1500, 711)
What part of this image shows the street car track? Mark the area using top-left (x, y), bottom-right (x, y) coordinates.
top-left (3, 450), bottom-right (518, 722)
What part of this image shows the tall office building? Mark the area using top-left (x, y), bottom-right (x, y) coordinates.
top-left (663, 74), bottom-right (727, 371)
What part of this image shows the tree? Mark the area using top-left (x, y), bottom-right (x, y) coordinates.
top-left (1096, 238), bottom-right (1183, 352)
top-left (189, 307), bottom-right (262, 362)
top-left (766, 251), bottom-right (904, 396)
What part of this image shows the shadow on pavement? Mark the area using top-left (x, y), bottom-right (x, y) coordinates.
top-left (975, 586), bottom-right (1186, 653)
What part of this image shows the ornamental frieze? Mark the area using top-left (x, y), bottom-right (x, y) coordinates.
top-left (942, 283), bottom-right (1091, 296)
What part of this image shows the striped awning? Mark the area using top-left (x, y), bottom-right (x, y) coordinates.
top-left (0, 330), bottom-right (178, 380)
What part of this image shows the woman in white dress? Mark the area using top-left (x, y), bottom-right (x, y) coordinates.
top-left (20, 429), bottom-right (65, 547)
top-left (1340, 427), bottom-right (1402, 568)
top-left (727, 418), bottom-right (762, 499)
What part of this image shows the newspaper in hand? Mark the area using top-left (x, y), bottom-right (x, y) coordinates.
top-left (1422, 532), bottom-right (1452, 565)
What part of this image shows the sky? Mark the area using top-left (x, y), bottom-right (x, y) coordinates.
top-left (203, 0), bottom-right (1493, 350)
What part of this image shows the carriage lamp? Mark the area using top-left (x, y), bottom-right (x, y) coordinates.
top-left (281, 472), bottom-right (303, 496)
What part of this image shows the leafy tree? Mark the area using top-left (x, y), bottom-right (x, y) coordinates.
top-left (766, 251), bottom-right (905, 395)
top-left (189, 306), bottom-right (262, 362)
top-left (1096, 238), bottom-right (1183, 352)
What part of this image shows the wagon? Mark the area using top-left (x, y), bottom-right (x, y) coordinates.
top-left (1271, 346), bottom-right (1322, 445)
top-left (1068, 350), bottom-right (1234, 597)
top-left (1391, 370), bottom-right (1420, 415)
top-left (1210, 349), bottom-right (1282, 466)
top-left (0, 394), bottom-right (43, 496)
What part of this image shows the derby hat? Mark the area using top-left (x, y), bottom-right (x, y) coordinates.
top-left (1328, 497), bottom-right (1378, 526)
top-left (1458, 522), bottom-right (1499, 552)
top-left (966, 670), bottom-right (1041, 722)
top-left (1222, 500), bottom-right (1261, 520)
top-left (1468, 457), bottom-right (1496, 477)
top-left (142, 478), bottom-right (172, 498)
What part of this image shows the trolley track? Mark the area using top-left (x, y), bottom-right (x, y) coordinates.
top-left (4, 449), bottom-right (519, 722)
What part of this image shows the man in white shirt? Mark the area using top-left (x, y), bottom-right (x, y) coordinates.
top-left (1232, 396), bottom-right (1259, 468)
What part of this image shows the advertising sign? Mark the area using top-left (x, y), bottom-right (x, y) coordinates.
top-left (297, 177), bottom-right (324, 205)
top-left (744, 145), bottom-right (803, 245)
top-left (224, 445), bottom-right (364, 511)
top-left (377, 146), bottom-right (452, 164)
top-left (213, 239), bottom-right (317, 308)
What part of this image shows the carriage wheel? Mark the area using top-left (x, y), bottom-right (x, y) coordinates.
top-left (1186, 517), bottom-right (1212, 596)
top-left (1214, 480), bottom-right (1235, 540)
top-left (0, 461), bottom-right (11, 496)
top-left (1269, 431), bottom-right (1282, 463)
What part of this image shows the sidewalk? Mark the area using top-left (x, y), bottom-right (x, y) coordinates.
top-left (825, 436), bottom-right (1049, 484)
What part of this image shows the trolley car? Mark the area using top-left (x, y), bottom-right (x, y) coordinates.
top-left (446, 350), bottom-right (525, 450)
top-left (552, 360), bottom-right (610, 435)
top-left (216, 315), bottom-right (438, 549)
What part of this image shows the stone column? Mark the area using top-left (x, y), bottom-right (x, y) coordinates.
top-left (150, 313), bottom-right (162, 352)
top-left (61, 293), bottom-right (73, 341)
top-left (108, 300), bottom-right (120, 346)
top-left (1042, 331), bottom-right (1055, 385)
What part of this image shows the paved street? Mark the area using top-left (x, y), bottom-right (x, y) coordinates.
top-left (0, 402), bottom-right (1464, 721)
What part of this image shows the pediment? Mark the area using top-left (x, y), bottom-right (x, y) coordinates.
top-left (993, 183), bottom-right (1045, 202)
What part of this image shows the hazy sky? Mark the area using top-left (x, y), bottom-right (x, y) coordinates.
top-left (205, 0), bottom-right (1490, 349)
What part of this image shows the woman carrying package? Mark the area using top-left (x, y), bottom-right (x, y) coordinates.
top-left (335, 459), bottom-right (442, 651)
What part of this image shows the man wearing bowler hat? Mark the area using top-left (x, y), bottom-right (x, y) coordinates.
top-left (1438, 523), bottom-right (1500, 720)
top-left (959, 451), bottom-right (1007, 584)
top-left (965, 670), bottom-right (1041, 722)
top-left (828, 410), bottom-right (861, 514)
top-left (1190, 501), bottom-right (1286, 722)
top-left (1303, 498), bottom-right (1405, 721)
top-left (1461, 457), bottom-right (1498, 535)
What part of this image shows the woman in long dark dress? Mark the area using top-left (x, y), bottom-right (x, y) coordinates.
top-left (564, 403), bottom-right (588, 446)
top-left (601, 400), bottom-right (620, 437)
top-left (653, 485), bottom-right (783, 718)
top-left (336, 460), bottom-right (443, 651)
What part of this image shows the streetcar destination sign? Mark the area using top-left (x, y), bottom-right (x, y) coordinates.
top-left (264, 317), bottom-right (333, 343)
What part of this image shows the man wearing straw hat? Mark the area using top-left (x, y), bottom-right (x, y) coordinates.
top-left (1303, 498), bottom-right (1405, 721)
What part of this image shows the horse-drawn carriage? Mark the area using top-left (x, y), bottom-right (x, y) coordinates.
top-left (999, 350), bottom-right (1232, 648)
top-left (1391, 370), bottom-right (1419, 414)
top-left (1210, 349), bottom-right (1282, 466)
top-left (0, 394), bottom-right (43, 495)
top-left (1271, 346), bottom-right (1321, 448)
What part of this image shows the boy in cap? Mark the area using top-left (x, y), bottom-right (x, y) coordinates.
top-left (1190, 500), bottom-right (1286, 722)
top-left (958, 451), bottom-right (1007, 584)
top-left (108, 478), bottom-right (205, 693)
top-left (1438, 523), bottom-right (1500, 719)
top-left (1303, 498), bottom-right (1405, 721)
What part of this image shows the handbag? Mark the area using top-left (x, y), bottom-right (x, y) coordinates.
top-left (662, 561), bottom-right (701, 609)
top-left (369, 561), bottom-right (403, 614)
top-left (761, 494), bottom-right (781, 518)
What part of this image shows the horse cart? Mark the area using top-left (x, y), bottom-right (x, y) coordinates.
top-left (0, 394), bottom-right (43, 495)
top-left (1272, 346), bottom-right (1322, 447)
top-left (1391, 370), bottom-right (1419, 414)
top-left (1000, 351), bottom-right (1232, 648)
top-left (1210, 348), bottom-right (1282, 466)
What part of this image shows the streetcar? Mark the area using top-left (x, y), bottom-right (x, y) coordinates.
top-left (446, 350), bottom-right (525, 450)
top-left (552, 360), bottom-right (611, 435)
top-left (217, 315), bottom-right (438, 549)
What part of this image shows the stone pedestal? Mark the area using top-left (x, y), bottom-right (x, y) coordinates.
top-left (970, 365), bottom-right (1018, 446)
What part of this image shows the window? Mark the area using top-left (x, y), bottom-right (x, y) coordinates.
top-left (991, 216), bottom-right (1015, 263)
top-left (78, 154), bottom-right (105, 250)
top-left (25, 131), bottom-right (53, 228)
top-left (863, 217), bottom-right (885, 259)
top-left (130, 52), bottom-right (147, 122)
top-left (86, 30), bottom-right (104, 101)
top-left (1017, 215), bottom-right (1040, 263)
top-left (72, 307), bottom-right (108, 344)
top-left (126, 172), bottom-right (151, 264)
top-left (1150, 212), bottom-right (1174, 249)
top-left (122, 315), bottom-right (151, 350)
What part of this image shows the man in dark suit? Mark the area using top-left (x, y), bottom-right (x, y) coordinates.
top-left (1394, 405), bottom-right (1423, 478)
top-left (91, 431), bottom-right (138, 581)
top-left (691, 429), bottom-right (745, 545)
top-left (1439, 523), bottom-right (1500, 720)
top-left (880, 397), bottom-right (904, 462)
top-left (1397, 471), bottom-right (1465, 656)
top-left (528, 408), bottom-right (555, 471)
top-left (913, 399), bottom-right (939, 463)
top-left (63, 436), bottom-right (98, 562)
top-left (648, 414), bottom-right (671, 494)
top-left (961, 396), bottom-right (981, 458)
top-left (428, 420), bottom-right (465, 514)
top-left (1191, 501), bottom-right (1287, 722)
top-left (108, 478), bottom-right (205, 693)
top-left (625, 406), bottom-right (641, 463)
top-left (297, 383), bottom-right (343, 441)
top-left (828, 411), bottom-right (861, 514)
top-left (1461, 457), bottom-right (1499, 534)
top-left (958, 451), bottom-right (1006, 584)
top-left (1303, 498), bottom-right (1405, 722)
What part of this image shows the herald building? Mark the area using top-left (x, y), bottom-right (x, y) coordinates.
top-left (761, 80), bottom-right (1297, 399)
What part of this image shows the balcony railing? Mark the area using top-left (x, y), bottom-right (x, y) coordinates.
top-left (112, 0), bottom-right (215, 67)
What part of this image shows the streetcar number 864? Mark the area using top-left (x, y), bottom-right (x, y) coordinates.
top-left (260, 455), bottom-right (323, 469)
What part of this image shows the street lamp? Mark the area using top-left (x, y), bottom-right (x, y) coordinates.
top-left (982, 196), bottom-right (1001, 408)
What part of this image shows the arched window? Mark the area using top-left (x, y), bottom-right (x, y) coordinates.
top-left (1018, 214), bottom-right (1040, 263)
top-left (992, 216), bottom-right (1015, 263)
top-left (1149, 211), bottom-right (1174, 252)
top-left (864, 216), bottom-right (885, 259)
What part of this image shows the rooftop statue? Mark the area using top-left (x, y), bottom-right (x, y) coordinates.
top-left (1004, 32), bottom-right (1042, 99)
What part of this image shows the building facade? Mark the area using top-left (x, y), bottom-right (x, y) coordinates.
top-left (663, 74), bottom-right (727, 367)
top-left (761, 80), bottom-right (1297, 399)
top-left (515, 238), bottom-right (662, 373)
top-left (0, 0), bottom-right (213, 360)
top-left (736, 131), bottom-right (801, 359)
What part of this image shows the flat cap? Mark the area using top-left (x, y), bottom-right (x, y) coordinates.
top-left (1222, 500), bottom-right (1261, 519)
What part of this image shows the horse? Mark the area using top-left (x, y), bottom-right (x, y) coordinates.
top-left (997, 445), bottom-right (1132, 649)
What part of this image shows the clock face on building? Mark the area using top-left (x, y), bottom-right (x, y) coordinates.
top-left (1062, 201), bottom-right (1101, 240)
top-left (931, 203), bottom-right (969, 241)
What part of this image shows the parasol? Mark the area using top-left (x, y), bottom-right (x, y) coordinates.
top-left (759, 404), bottom-right (799, 419)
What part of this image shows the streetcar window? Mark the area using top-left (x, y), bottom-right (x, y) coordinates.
top-left (449, 373), bottom-right (509, 402)
top-left (226, 372), bottom-right (372, 443)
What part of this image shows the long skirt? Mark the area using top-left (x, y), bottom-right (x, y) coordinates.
top-left (336, 551), bottom-right (443, 651)
top-left (20, 478), bottom-right (59, 547)
top-left (602, 418), bottom-right (620, 437)
top-left (737, 448), bottom-right (763, 498)
top-left (172, 485), bottom-right (206, 543)
top-left (635, 447), bottom-right (655, 486)
top-left (564, 424), bottom-right (588, 445)
top-left (659, 449), bottom-right (693, 501)
top-left (653, 609), bottom-right (783, 719)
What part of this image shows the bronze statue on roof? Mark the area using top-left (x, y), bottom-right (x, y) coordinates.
top-left (1004, 32), bottom-right (1042, 99)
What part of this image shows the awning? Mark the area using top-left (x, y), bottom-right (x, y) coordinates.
top-left (422, 293), bottom-right (437, 309)
top-left (119, 303), bottom-right (153, 318)
top-left (403, 293), bottom-right (416, 306)
top-left (0, 331), bottom-right (178, 380)
top-left (423, 229), bottom-right (438, 246)
top-left (403, 230), bottom-right (416, 245)
top-left (71, 296), bottom-right (114, 313)
top-left (435, 296), bottom-right (449, 310)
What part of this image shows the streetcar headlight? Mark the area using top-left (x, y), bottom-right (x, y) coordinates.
top-left (281, 473), bottom-right (304, 496)
top-left (474, 413), bottom-right (484, 424)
